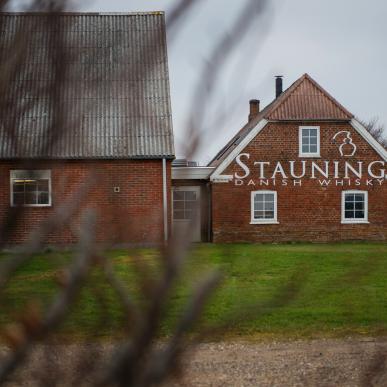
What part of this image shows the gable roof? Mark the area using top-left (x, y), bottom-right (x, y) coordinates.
top-left (209, 73), bottom-right (353, 167)
top-left (0, 12), bottom-right (174, 159)
top-left (209, 74), bottom-right (387, 181)
top-left (267, 74), bottom-right (353, 121)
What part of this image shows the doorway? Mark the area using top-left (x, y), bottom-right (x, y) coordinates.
top-left (172, 186), bottom-right (201, 242)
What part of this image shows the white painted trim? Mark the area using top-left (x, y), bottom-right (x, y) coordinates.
top-left (210, 119), bottom-right (269, 181)
top-left (341, 220), bottom-right (369, 224)
top-left (209, 117), bottom-right (387, 183)
top-left (172, 166), bottom-right (215, 180)
top-left (250, 190), bottom-right (278, 225)
top-left (350, 119), bottom-right (387, 161)
top-left (299, 126), bottom-right (321, 158)
top-left (10, 170), bottom-right (52, 207)
top-left (341, 190), bottom-right (369, 224)
top-left (250, 220), bottom-right (279, 225)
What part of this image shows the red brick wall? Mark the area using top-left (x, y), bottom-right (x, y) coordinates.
top-left (0, 159), bottom-right (171, 245)
top-left (212, 121), bottom-right (387, 243)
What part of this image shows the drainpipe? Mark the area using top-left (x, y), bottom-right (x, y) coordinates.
top-left (162, 158), bottom-right (168, 242)
top-left (207, 182), bottom-right (212, 243)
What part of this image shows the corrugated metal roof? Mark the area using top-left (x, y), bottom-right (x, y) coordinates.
top-left (267, 74), bottom-right (353, 121)
top-left (209, 74), bottom-right (354, 167)
top-left (0, 12), bottom-right (175, 159)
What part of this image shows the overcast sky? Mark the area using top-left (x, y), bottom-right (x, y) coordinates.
top-left (77, 0), bottom-right (387, 164)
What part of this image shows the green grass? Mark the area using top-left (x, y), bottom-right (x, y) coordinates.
top-left (1, 243), bottom-right (387, 341)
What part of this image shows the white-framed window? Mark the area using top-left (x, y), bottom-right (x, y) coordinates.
top-left (299, 126), bottom-right (320, 157)
top-left (172, 188), bottom-right (199, 221)
top-left (250, 190), bottom-right (278, 224)
top-left (10, 170), bottom-right (52, 207)
top-left (341, 190), bottom-right (368, 224)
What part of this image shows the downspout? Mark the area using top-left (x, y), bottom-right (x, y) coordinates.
top-left (207, 182), bottom-right (212, 243)
top-left (162, 158), bottom-right (168, 242)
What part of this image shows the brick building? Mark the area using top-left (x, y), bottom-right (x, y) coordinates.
top-left (0, 13), bottom-right (385, 245)
top-left (0, 12), bottom-right (174, 245)
top-left (172, 74), bottom-right (387, 243)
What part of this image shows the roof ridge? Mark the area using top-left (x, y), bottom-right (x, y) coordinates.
top-left (302, 73), bottom-right (353, 118)
top-left (207, 77), bottom-right (305, 166)
top-left (208, 73), bottom-right (354, 167)
top-left (266, 73), bottom-right (353, 121)
top-left (0, 11), bottom-right (174, 159)
top-left (262, 74), bottom-right (308, 119)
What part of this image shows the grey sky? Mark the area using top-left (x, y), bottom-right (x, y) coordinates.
top-left (78, 0), bottom-right (387, 164)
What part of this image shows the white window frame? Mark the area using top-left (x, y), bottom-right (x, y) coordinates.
top-left (171, 186), bottom-right (201, 222)
top-left (250, 190), bottom-right (278, 225)
top-left (341, 190), bottom-right (369, 224)
top-left (10, 170), bottom-right (52, 207)
top-left (299, 126), bottom-right (320, 157)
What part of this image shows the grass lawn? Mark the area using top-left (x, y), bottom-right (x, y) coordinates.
top-left (1, 243), bottom-right (387, 341)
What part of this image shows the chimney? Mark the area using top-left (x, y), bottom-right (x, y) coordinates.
top-left (275, 75), bottom-right (283, 98)
top-left (249, 99), bottom-right (260, 121)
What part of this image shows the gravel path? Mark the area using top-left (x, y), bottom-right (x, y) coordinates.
top-left (167, 338), bottom-right (387, 386)
top-left (1, 338), bottom-right (387, 386)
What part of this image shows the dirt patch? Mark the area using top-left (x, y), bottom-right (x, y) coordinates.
top-left (1, 338), bottom-right (387, 386)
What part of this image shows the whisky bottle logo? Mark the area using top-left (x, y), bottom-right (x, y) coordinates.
top-left (333, 131), bottom-right (357, 157)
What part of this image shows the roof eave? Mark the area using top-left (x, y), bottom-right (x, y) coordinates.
top-left (0, 155), bottom-right (176, 161)
top-left (0, 11), bottom-right (165, 16)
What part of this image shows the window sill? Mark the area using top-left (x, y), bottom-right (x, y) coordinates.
top-left (298, 154), bottom-right (321, 158)
top-left (250, 221), bottom-right (279, 225)
top-left (11, 204), bottom-right (52, 208)
top-left (341, 220), bottom-right (369, 224)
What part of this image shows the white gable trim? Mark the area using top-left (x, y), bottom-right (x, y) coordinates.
top-left (210, 118), bottom-right (386, 182)
top-left (350, 119), bottom-right (387, 161)
top-left (210, 119), bottom-right (269, 181)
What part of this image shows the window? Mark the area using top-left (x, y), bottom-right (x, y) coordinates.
top-left (172, 189), bottom-right (198, 220)
top-left (299, 126), bottom-right (320, 157)
top-left (341, 190), bottom-right (368, 224)
top-left (251, 191), bottom-right (278, 224)
top-left (10, 170), bottom-right (51, 207)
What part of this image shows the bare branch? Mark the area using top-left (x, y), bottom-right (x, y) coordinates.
top-left (0, 210), bottom-right (97, 383)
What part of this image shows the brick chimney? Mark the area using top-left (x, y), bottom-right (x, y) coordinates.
top-left (249, 99), bottom-right (260, 121)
